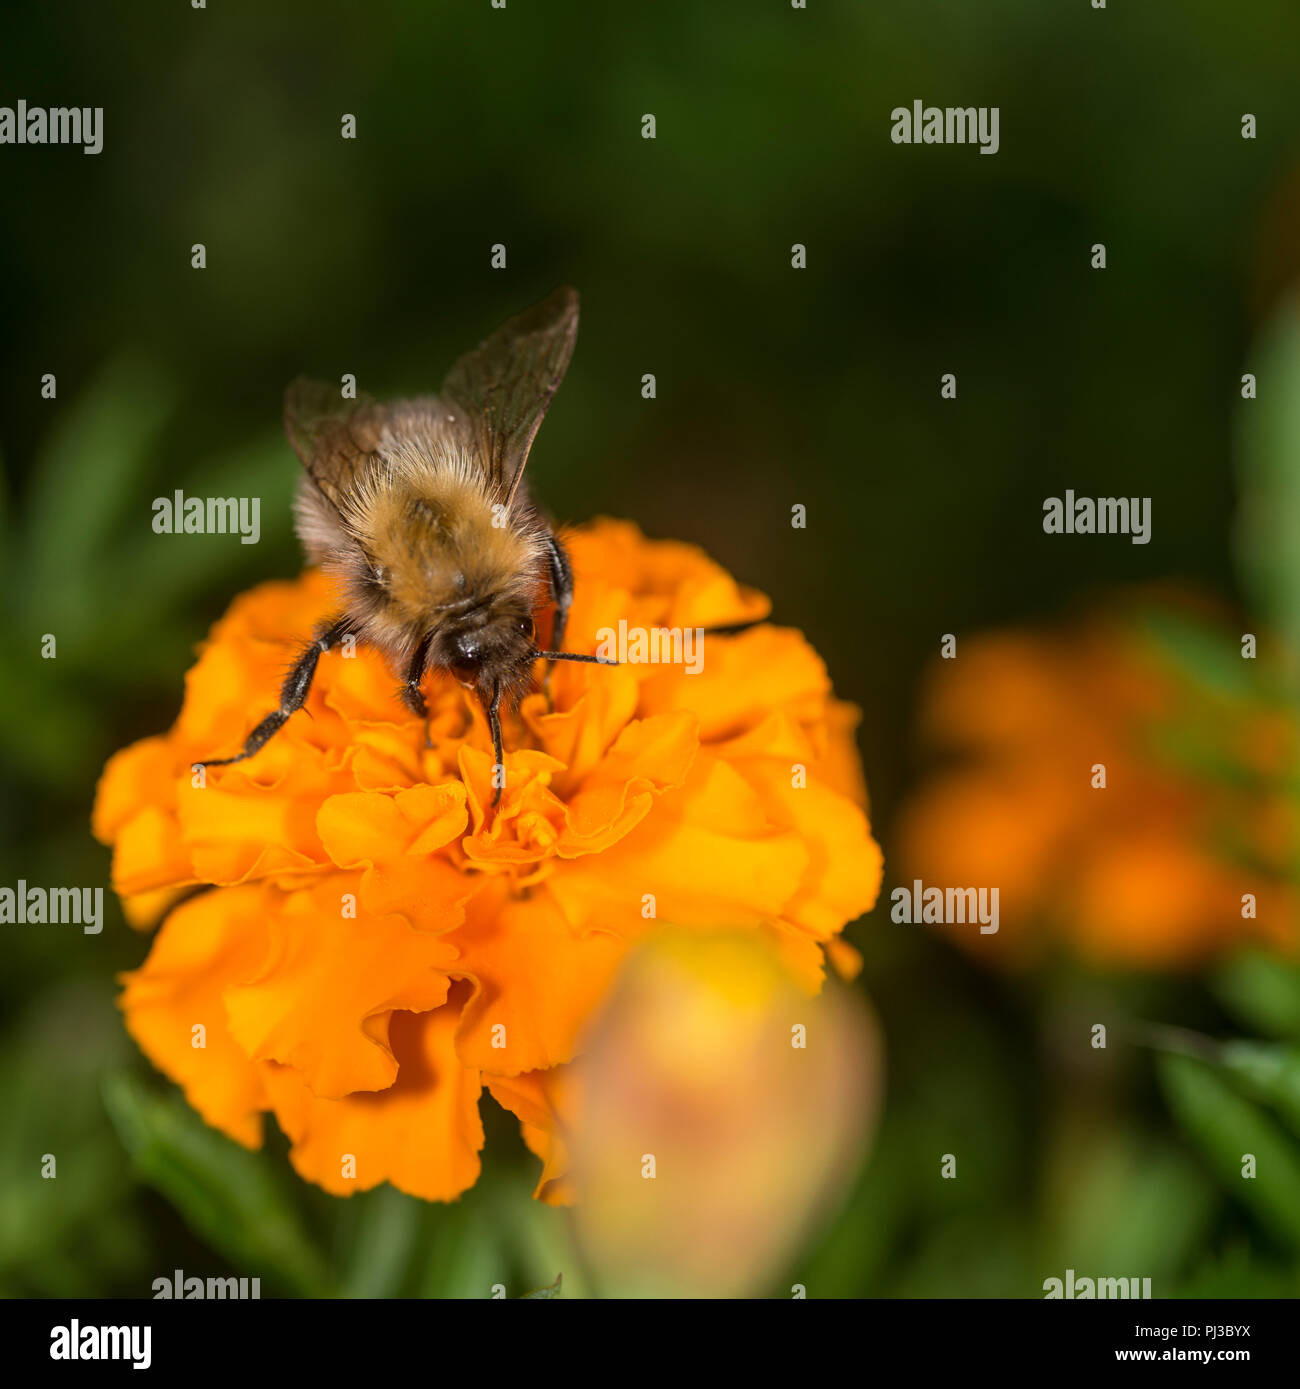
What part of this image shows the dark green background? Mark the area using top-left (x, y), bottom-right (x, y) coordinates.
top-left (2, 0), bottom-right (1300, 1298)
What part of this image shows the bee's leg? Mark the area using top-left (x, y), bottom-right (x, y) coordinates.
top-left (702, 618), bottom-right (767, 636)
top-left (399, 635), bottom-right (432, 747)
top-left (486, 684), bottom-right (505, 807)
top-left (543, 532), bottom-right (574, 706)
top-left (203, 617), bottom-right (350, 767)
top-left (545, 532), bottom-right (574, 655)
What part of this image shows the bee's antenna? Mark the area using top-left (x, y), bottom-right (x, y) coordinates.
top-left (532, 650), bottom-right (618, 665)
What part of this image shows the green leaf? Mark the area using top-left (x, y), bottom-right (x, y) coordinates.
top-left (21, 358), bottom-right (175, 632)
top-left (0, 441), bottom-right (10, 542)
top-left (1044, 1129), bottom-right (1215, 1280)
top-left (1158, 1052), bottom-right (1300, 1253)
top-left (492, 1181), bottom-right (593, 1299)
top-left (1219, 1040), bottom-right (1300, 1140)
top-left (1234, 293), bottom-right (1300, 676)
top-left (336, 1185), bottom-right (423, 1298)
top-left (102, 1070), bottom-right (330, 1296)
top-left (1174, 1242), bottom-right (1300, 1298)
top-left (1213, 950), bottom-right (1300, 1042)
top-left (413, 1195), bottom-right (507, 1299)
top-left (0, 984), bottom-right (136, 1291)
top-left (521, 1273), bottom-right (563, 1299)
top-left (787, 1128), bottom-right (909, 1298)
top-left (1136, 607), bottom-right (1262, 703)
top-left (105, 437), bottom-right (296, 619)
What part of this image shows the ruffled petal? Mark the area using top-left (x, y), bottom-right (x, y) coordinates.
top-left (224, 874), bottom-right (458, 1098)
top-left (263, 994), bottom-right (484, 1201)
top-left (548, 754), bottom-right (810, 935)
top-left (118, 886), bottom-right (271, 1147)
top-left (448, 879), bottom-right (626, 1076)
top-left (487, 1067), bottom-right (577, 1205)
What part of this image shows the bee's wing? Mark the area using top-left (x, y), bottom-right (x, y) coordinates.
top-left (283, 378), bottom-right (388, 512)
top-left (440, 286), bottom-right (579, 506)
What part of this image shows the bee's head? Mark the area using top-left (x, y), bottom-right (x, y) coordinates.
top-left (442, 611), bottom-right (538, 699)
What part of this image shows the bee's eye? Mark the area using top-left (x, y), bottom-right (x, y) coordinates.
top-left (519, 616), bottom-right (537, 644)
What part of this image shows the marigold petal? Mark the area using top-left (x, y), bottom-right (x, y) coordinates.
top-left (448, 879), bottom-right (626, 1076)
top-left (317, 785), bottom-right (473, 932)
top-left (548, 754), bottom-right (809, 935)
top-left (224, 876), bottom-right (459, 1098)
top-left (487, 1068), bottom-right (576, 1205)
top-left (120, 884), bottom-right (190, 932)
top-left (556, 712), bottom-right (699, 856)
top-left (726, 757), bottom-right (882, 937)
top-left (523, 669), bottom-right (641, 788)
top-left (638, 627), bottom-right (829, 742)
top-left (459, 748), bottom-right (568, 863)
top-left (567, 519), bottom-right (771, 630)
top-left (109, 805), bottom-right (195, 899)
top-left (318, 784), bottom-right (468, 865)
top-left (177, 766), bottom-right (353, 884)
top-left (118, 887), bottom-right (270, 1147)
top-left (92, 736), bottom-right (176, 844)
top-left (263, 995), bottom-right (484, 1201)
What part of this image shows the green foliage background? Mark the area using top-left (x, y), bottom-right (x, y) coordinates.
top-left (3, 0), bottom-right (1300, 1297)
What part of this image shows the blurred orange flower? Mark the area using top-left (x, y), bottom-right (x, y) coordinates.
top-left (896, 610), bottom-right (1298, 970)
top-left (564, 931), bottom-right (881, 1296)
top-left (93, 519), bottom-right (882, 1202)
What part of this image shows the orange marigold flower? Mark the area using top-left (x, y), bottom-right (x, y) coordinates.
top-left (896, 610), bottom-right (1298, 970)
top-left (92, 519), bottom-right (882, 1203)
